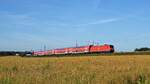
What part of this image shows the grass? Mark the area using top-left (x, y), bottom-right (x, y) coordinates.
top-left (0, 55), bottom-right (150, 84)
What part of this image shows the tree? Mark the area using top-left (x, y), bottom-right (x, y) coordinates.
top-left (135, 47), bottom-right (150, 52)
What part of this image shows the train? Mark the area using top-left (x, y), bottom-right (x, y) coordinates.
top-left (33, 44), bottom-right (115, 56)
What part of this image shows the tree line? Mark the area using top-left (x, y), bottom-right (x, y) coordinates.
top-left (135, 47), bottom-right (150, 52)
top-left (0, 51), bottom-right (32, 56)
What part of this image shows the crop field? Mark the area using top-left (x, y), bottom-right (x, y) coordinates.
top-left (0, 55), bottom-right (150, 84)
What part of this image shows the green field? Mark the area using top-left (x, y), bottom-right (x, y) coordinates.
top-left (0, 55), bottom-right (150, 84)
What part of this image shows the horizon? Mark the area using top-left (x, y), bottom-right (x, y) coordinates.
top-left (0, 0), bottom-right (150, 52)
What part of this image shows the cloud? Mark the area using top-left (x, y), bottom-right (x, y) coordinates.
top-left (0, 11), bottom-right (122, 28)
top-left (45, 18), bottom-right (121, 27)
top-left (75, 18), bottom-right (121, 27)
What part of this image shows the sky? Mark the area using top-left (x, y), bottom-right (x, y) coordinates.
top-left (0, 0), bottom-right (150, 51)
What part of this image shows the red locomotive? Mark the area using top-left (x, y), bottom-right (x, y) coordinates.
top-left (33, 44), bottom-right (114, 56)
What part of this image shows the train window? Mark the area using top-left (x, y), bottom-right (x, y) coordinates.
top-left (110, 45), bottom-right (114, 48)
